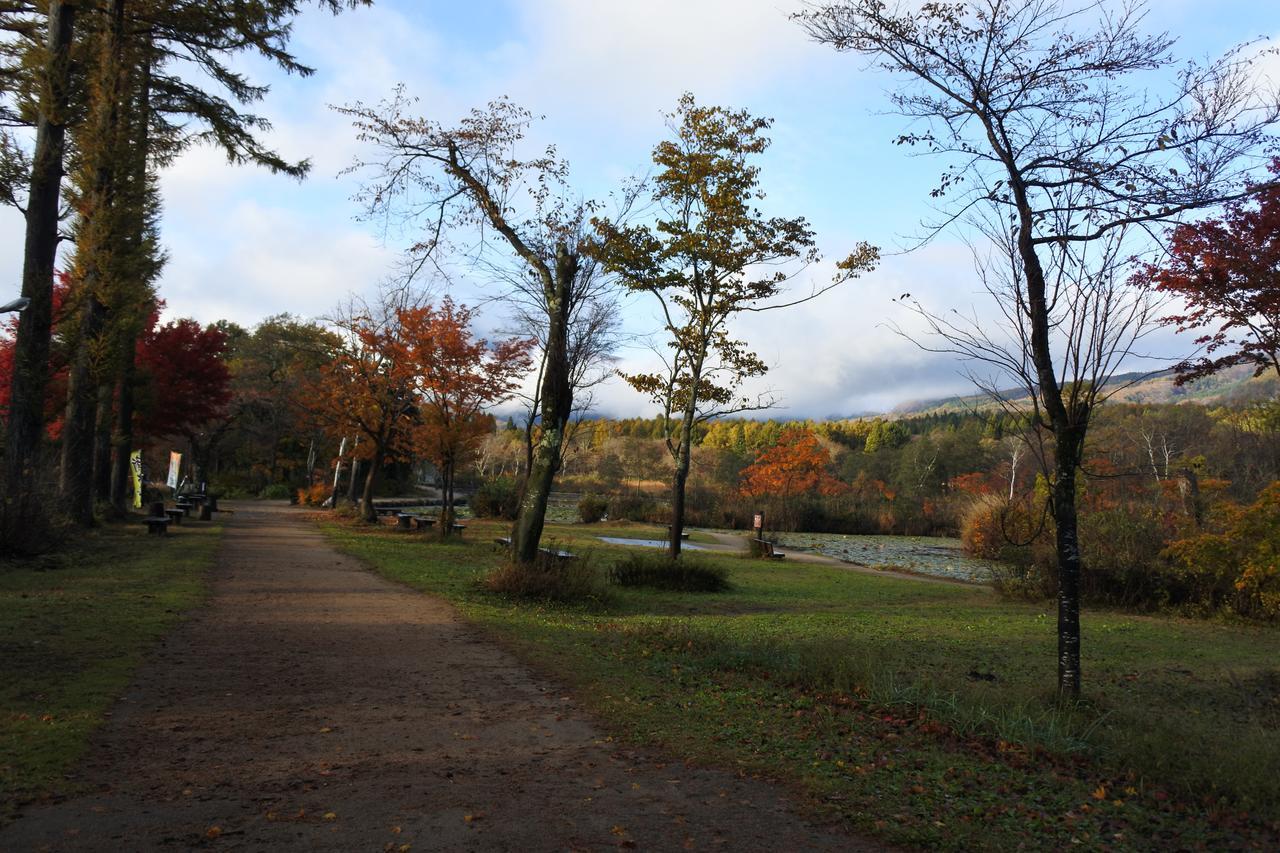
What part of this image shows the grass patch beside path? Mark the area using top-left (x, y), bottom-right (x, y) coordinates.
top-left (325, 516), bottom-right (1280, 850)
top-left (0, 521), bottom-right (221, 819)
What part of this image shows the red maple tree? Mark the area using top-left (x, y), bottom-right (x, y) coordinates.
top-left (1143, 161), bottom-right (1280, 384)
top-left (402, 298), bottom-right (532, 533)
top-left (0, 274), bottom-right (73, 438)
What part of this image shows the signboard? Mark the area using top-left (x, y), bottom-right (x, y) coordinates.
top-left (752, 512), bottom-right (764, 531)
top-left (166, 452), bottom-right (182, 490)
top-left (130, 451), bottom-right (143, 509)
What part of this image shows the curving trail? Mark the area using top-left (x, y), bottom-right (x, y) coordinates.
top-left (1, 503), bottom-right (879, 852)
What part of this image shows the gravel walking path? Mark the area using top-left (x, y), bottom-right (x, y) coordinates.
top-left (1, 503), bottom-right (878, 852)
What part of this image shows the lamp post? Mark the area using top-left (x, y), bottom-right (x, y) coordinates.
top-left (1, 296), bottom-right (31, 313)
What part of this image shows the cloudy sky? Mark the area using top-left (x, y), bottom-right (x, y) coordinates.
top-left (2, 0), bottom-right (1276, 418)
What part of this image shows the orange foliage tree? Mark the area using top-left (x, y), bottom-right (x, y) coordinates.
top-left (402, 299), bottom-right (532, 534)
top-left (739, 428), bottom-right (845, 531)
top-left (312, 305), bottom-right (418, 522)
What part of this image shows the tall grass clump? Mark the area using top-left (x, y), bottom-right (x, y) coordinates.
top-left (483, 548), bottom-right (606, 603)
top-left (609, 551), bottom-right (731, 592)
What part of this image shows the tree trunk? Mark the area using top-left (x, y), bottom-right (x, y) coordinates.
top-left (510, 249), bottom-right (576, 563)
top-left (60, 294), bottom-right (107, 525)
top-left (108, 343), bottom-right (136, 512)
top-left (667, 353), bottom-right (704, 559)
top-left (440, 457), bottom-right (455, 537)
top-left (359, 446), bottom-right (384, 523)
top-left (347, 458), bottom-right (363, 504)
top-left (668, 413), bottom-right (697, 559)
top-left (60, 0), bottom-right (129, 526)
top-left (2, 1), bottom-right (79, 549)
top-left (92, 379), bottom-right (113, 501)
top-left (1008, 169), bottom-right (1086, 701)
top-left (1052, 427), bottom-right (1085, 700)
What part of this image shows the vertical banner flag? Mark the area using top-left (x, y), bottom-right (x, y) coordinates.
top-left (167, 452), bottom-right (182, 490)
top-left (130, 451), bottom-right (143, 508)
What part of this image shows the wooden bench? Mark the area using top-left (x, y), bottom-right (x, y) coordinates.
top-left (396, 512), bottom-right (415, 530)
top-left (164, 508), bottom-right (184, 526)
top-left (494, 536), bottom-right (512, 550)
top-left (414, 517), bottom-right (436, 530)
top-left (144, 516), bottom-right (170, 536)
top-left (539, 547), bottom-right (576, 562)
top-left (751, 538), bottom-right (785, 560)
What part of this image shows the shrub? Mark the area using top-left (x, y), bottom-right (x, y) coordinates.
top-left (610, 491), bottom-right (663, 523)
top-left (471, 476), bottom-right (520, 520)
top-left (609, 551), bottom-right (731, 592)
top-left (960, 494), bottom-right (1044, 560)
top-left (1078, 506), bottom-right (1172, 608)
top-left (577, 493), bottom-right (608, 524)
top-left (1164, 482), bottom-right (1280, 619)
top-left (296, 483), bottom-right (330, 507)
top-left (483, 548), bottom-right (605, 603)
top-left (260, 483), bottom-right (292, 500)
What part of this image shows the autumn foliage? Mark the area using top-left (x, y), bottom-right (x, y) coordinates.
top-left (310, 298), bottom-right (530, 526)
top-left (402, 299), bottom-right (532, 530)
top-left (1142, 160), bottom-right (1280, 384)
top-left (739, 428), bottom-right (845, 529)
top-left (135, 320), bottom-right (232, 443)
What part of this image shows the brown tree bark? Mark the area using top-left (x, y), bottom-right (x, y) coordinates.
top-left (510, 249), bottom-right (576, 563)
top-left (60, 0), bottom-right (129, 526)
top-left (2, 1), bottom-right (79, 550)
top-left (108, 343), bottom-right (136, 512)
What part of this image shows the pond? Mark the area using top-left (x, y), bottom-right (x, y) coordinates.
top-left (598, 537), bottom-right (709, 551)
top-left (773, 532), bottom-right (1002, 583)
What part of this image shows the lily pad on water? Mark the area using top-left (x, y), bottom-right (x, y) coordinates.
top-left (774, 533), bottom-right (1002, 582)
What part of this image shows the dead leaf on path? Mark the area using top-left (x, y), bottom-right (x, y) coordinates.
top-left (464, 812), bottom-right (484, 823)
top-left (391, 825), bottom-right (402, 834)
top-left (323, 812), bottom-right (337, 821)
top-left (610, 825), bottom-right (628, 836)
top-left (206, 826), bottom-right (222, 839)
top-left (319, 727), bottom-right (332, 734)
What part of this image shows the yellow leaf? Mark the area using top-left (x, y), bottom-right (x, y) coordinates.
top-left (1092, 785), bottom-right (1107, 800)
top-left (323, 812), bottom-right (337, 821)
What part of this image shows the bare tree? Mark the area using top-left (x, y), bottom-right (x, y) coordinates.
top-left (338, 91), bottom-right (617, 563)
top-left (798, 0), bottom-right (1280, 697)
top-left (505, 258), bottom-right (622, 480)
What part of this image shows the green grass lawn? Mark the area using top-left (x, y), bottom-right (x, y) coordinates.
top-left (0, 521), bottom-right (221, 820)
top-left (327, 516), bottom-right (1280, 850)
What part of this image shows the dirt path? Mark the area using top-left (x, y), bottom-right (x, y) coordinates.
top-left (1, 503), bottom-right (878, 852)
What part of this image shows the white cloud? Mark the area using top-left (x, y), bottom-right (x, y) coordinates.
top-left (157, 200), bottom-right (395, 327)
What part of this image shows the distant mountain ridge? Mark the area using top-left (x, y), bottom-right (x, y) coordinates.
top-left (888, 364), bottom-right (1278, 418)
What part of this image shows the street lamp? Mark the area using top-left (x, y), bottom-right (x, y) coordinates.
top-left (1, 297), bottom-right (31, 313)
